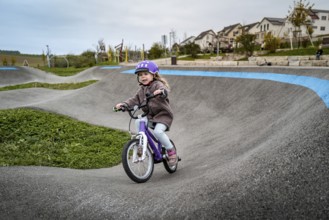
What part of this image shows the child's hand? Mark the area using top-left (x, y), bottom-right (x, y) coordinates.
top-left (153, 89), bottom-right (163, 96)
top-left (115, 103), bottom-right (124, 109)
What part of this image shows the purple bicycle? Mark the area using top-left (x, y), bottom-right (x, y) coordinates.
top-left (114, 94), bottom-right (180, 183)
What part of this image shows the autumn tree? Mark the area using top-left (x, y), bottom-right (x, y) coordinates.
top-left (287, 0), bottom-right (314, 48)
top-left (264, 32), bottom-right (281, 53)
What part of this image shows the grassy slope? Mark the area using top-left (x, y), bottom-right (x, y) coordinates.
top-left (0, 66), bottom-right (129, 169)
top-left (0, 80), bottom-right (98, 91)
top-left (0, 54), bottom-right (44, 67)
top-left (0, 108), bottom-right (130, 169)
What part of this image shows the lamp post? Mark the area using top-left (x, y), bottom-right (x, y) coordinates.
top-left (289, 28), bottom-right (293, 50)
top-left (217, 37), bottom-right (219, 57)
top-left (46, 45), bottom-right (51, 68)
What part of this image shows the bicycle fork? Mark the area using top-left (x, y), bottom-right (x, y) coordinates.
top-left (133, 132), bottom-right (148, 163)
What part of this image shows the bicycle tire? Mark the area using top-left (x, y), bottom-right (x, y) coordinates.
top-left (163, 140), bottom-right (178, 173)
top-left (122, 139), bottom-right (154, 183)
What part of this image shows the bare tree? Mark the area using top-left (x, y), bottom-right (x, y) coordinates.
top-left (98, 39), bottom-right (106, 53)
top-left (94, 38), bottom-right (108, 63)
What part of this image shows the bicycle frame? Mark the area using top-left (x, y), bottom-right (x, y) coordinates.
top-left (137, 117), bottom-right (163, 162)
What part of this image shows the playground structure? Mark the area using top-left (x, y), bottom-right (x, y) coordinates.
top-left (115, 39), bottom-right (124, 63)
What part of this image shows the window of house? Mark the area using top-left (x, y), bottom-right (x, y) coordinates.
top-left (320, 26), bottom-right (325, 31)
top-left (321, 16), bottom-right (327, 20)
top-left (267, 24), bottom-right (269, 30)
top-left (260, 26), bottom-right (263, 32)
top-left (313, 26), bottom-right (318, 29)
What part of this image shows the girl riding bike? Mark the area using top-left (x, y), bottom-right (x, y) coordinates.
top-left (115, 60), bottom-right (177, 166)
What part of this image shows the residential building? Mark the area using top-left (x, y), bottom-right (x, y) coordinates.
top-left (241, 22), bottom-right (260, 43)
top-left (256, 17), bottom-right (286, 43)
top-left (179, 36), bottom-right (196, 47)
top-left (217, 23), bottom-right (242, 48)
top-left (194, 29), bottom-right (217, 52)
top-left (308, 9), bottom-right (329, 36)
top-left (179, 7), bottom-right (329, 54)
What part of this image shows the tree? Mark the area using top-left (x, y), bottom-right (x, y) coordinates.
top-left (235, 32), bottom-right (256, 57)
top-left (264, 32), bottom-right (280, 53)
top-left (11, 57), bottom-right (16, 66)
top-left (95, 39), bottom-right (108, 63)
top-left (287, 0), bottom-right (314, 48)
top-left (148, 43), bottom-right (165, 59)
top-left (180, 42), bottom-right (200, 58)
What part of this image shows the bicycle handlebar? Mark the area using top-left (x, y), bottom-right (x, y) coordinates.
top-left (113, 93), bottom-right (159, 119)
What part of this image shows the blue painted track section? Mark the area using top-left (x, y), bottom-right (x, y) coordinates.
top-left (100, 66), bottom-right (121, 70)
top-left (0, 67), bottom-right (18, 70)
top-left (122, 69), bottom-right (329, 108)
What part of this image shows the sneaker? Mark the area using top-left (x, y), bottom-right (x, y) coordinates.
top-left (167, 148), bottom-right (177, 166)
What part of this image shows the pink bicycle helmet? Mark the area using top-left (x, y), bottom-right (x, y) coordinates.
top-left (134, 60), bottom-right (159, 74)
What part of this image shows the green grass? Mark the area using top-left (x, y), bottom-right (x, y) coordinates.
top-left (37, 66), bottom-right (89, 76)
top-left (0, 80), bottom-right (98, 91)
top-left (178, 47), bottom-right (329, 60)
top-left (178, 54), bottom-right (218, 61)
top-left (266, 47), bottom-right (329, 56)
top-left (0, 108), bottom-right (130, 169)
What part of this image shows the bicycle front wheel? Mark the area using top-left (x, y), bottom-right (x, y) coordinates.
top-left (122, 139), bottom-right (154, 183)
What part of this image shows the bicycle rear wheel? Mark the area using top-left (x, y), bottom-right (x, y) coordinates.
top-left (122, 139), bottom-right (154, 183)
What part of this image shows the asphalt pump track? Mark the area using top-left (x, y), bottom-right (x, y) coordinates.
top-left (0, 65), bottom-right (328, 219)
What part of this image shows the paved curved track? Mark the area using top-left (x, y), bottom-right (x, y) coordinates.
top-left (0, 65), bottom-right (328, 219)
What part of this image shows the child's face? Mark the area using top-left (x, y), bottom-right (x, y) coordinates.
top-left (138, 72), bottom-right (154, 85)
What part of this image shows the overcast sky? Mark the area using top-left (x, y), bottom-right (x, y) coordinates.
top-left (1, 0), bottom-right (329, 55)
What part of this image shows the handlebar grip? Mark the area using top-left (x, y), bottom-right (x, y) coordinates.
top-left (113, 107), bottom-right (125, 112)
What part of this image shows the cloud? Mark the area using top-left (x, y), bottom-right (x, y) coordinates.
top-left (1, 0), bottom-right (329, 54)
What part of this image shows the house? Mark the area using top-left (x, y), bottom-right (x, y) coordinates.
top-left (242, 22), bottom-right (259, 34)
top-left (241, 22), bottom-right (260, 43)
top-left (256, 17), bottom-right (287, 43)
top-left (184, 6), bottom-right (329, 54)
top-left (217, 23), bottom-right (242, 48)
top-left (194, 29), bottom-right (217, 52)
top-left (276, 8), bottom-right (329, 44)
top-left (307, 9), bottom-right (329, 36)
top-left (179, 36), bottom-right (196, 47)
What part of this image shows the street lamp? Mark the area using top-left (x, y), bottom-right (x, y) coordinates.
top-left (46, 45), bottom-right (51, 67)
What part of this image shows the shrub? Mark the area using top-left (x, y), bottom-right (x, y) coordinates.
top-left (264, 32), bottom-right (281, 53)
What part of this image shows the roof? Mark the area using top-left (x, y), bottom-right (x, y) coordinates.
top-left (312, 9), bottom-right (329, 13)
top-left (259, 17), bottom-right (286, 26)
top-left (194, 29), bottom-right (216, 41)
top-left (242, 22), bottom-right (259, 32)
top-left (220, 23), bottom-right (241, 33)
top-left (308, 9), bottom-right (329, 19)
top-left (180, 36), bottom-right (195, 44)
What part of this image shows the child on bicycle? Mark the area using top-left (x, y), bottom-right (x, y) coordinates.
top-left (115, 60), bottom-right (177, 165)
